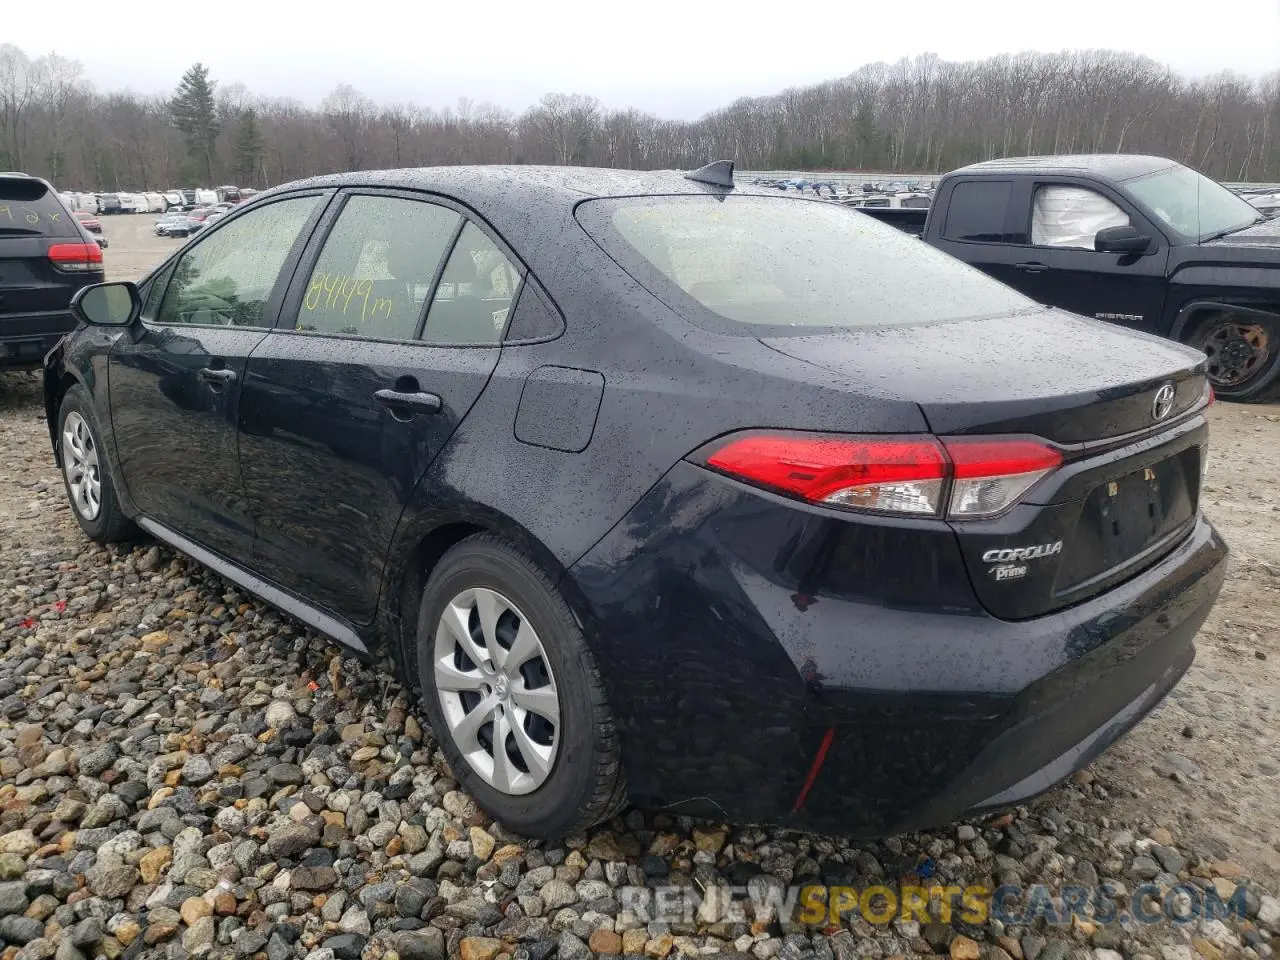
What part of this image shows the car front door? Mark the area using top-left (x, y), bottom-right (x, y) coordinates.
top-left (1007, 180), bottom-right (1170, 332)
top-left (236, 190), bottom-right (522, 624)
top-left (107, 193), bottom-right (326, 560)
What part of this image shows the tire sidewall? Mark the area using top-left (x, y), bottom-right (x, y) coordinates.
top-left (57, 386), bottom-right (126, 541)
top-left (416, 542), bottom-right (599, 837)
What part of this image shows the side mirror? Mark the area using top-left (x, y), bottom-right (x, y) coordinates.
top-left (1095, 224), bottom-right (1151, 254)
top-left (71, 281), bottom-right (140, 327)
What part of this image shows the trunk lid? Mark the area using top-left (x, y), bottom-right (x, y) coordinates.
top-left (762, 308), bottom-right (1210, 619)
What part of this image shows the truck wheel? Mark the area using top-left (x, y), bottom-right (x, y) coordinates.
top-left (1187, 311), bottom-right (1280, 403)
top-left (414, 534), bottom-right (626, 839)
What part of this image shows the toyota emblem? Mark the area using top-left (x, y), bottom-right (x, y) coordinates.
top-left (1152, 383), bottom-right (1176, 421)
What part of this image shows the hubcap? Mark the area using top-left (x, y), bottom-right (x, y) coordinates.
top-left (62, 412), bottom-right (102, 521)
top-left (433, 587), bottom-right (561, 795)
top-left (1201, 319), bottom-right (1270, 388)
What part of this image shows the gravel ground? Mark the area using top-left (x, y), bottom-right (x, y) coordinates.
top-left (0, 213), bottom-right (1276, 960)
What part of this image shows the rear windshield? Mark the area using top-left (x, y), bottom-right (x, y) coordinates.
top-left (575, 195), bottom-right (1035, 334)
top-left (0, 179), bottom-right (76, 237)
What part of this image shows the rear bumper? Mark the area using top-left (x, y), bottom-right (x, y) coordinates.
top-left (0, 311), bottom-right (78, 369)
top-left (568, 461), bottom-right (1227, 837)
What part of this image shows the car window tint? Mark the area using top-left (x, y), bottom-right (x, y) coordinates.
top-left (0, 178), bottom-right (77, 238)
top-left (1032, 186), bottom-right (1130, 249)
top-left (156, 197), bottom-right (318, 327)
top-left (942, 180), bottom-right (1013, 242)
top-left (296, 196), bottom-right (459, 340)
top-left (423, 223), bottom-right (523, 344)
top-left (141, 263), bottom-right (175, 320)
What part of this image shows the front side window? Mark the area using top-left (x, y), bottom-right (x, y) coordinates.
top-left (423, 222), bottom-right (523, 344)
top-left (1031, 185), bottom-right (1130, 250)
top-left (297, 195), bottom-right (460, 340)
top-left (156, 196), bottom-right (318, 327)
top-left (576, 195), bottom-right (1034, 333)
top-left (1124, 163), bottom-right (1261, 242)
top-left (942, 180), bottom-right (1014, 242)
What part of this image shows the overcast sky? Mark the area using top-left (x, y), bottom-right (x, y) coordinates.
top-left (7, 0), bottom-right (1280, 118)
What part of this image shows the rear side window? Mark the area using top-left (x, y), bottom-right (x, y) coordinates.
top-left (296, 195), bottom-right (460, 340)
top-left (942, 180), bottom-right (1014, 242)
top-left (423, 223), bottom-right (523, 344)
top-left (0, 179), bottom-right (76, 237)
top-left (576, 195), bottom-right (1033, 333)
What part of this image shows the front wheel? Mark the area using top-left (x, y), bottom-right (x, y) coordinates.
top-left (415, 534), bottom-right (626, 838)
top-left (56, 385), bottom-right (136, 543)
top-left (1188, 312), bottom-right (1280, 403)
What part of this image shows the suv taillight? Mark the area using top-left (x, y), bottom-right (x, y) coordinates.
top-left (48, 242), bottom-right (103, 273)
top-left (698, 431), bottom-right (1062, 520)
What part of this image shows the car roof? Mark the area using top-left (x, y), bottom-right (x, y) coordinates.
top-left (947, 154), bottom-right (1177, 183)
top-left (257, 165), bottom-right (784, 214)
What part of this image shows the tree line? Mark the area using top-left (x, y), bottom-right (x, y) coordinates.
top-left (1, 44), bottom-right (1277, 191)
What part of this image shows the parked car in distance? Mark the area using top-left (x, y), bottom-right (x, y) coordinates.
top-left (95, 193), bottom-right (122, 215)
top-left (155, 212), bottom-right (199, 237)
top-left (1, 172), bottom-right (104, 369)
top-left (74, 211), bottom-right (103, 234)
top-left (162, 190), bottom-right (184, 210)
top-left (143, 192), bottom-right (167, 213)
top-left (194, 188), bottom-right (218, 206)
top-left (187, 207), bottom-right (211, 222)
top-left (45, 163), bottom-right (1226, 839)
top-left (860, 155), bottom-right (1280, 402)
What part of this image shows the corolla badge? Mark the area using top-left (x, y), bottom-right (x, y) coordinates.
top-left (1152, 383), bottom-right (1176, 421)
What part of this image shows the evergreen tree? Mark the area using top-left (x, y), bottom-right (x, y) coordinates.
top-left (169, 63), bottom-right (219, 184)
top-left (232, 108), bottom-right (264, 186)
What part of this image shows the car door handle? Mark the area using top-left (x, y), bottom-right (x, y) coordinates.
top-left (198, 367), bottom-right (237, 385)
top-left (374, 388), bottom-right (443, 415)
top-left (1014, 261), bottom-right (1048, 274)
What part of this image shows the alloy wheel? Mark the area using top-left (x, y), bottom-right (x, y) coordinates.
top-left (62, 412), bottom-right (102, 521)
top-left (433, 587), bottom-right (561, 795)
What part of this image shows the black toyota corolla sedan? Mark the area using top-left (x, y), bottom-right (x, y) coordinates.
top-left (44, 162), bottom-right (1227, 839)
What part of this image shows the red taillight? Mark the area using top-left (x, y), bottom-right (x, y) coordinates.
top-left (48, 242), bottom-right (103, 272)
top-left (705, 433), bottom-right (948, 515)
top-left (1207, 385), bottom-right (1215, 406)
top-left (700, 431), bottom-right (1061, 519)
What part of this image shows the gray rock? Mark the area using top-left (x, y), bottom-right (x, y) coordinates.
top-left (266, 822), bottom-right (320, 859)
top-left (0, 882), bottom-right (29, 917)
top-left (0, 914), bottom-right (44, 944)
top-left (181, 754), bottom-right (215, 785)
top-left (337, 905), bottom-right (371, 936)
top-left (540, 879), bottom-right (577, 910)
top-left (325, 933), bottom-right (366, 960)
top-left (557, 931), bottom-right (591, 960)
top-left (388, 928), bottom-right (445, 960)
top-left (66, 917), bottom-right (103, 948)
top-left (1128, 856), bottom-right (1161, 881)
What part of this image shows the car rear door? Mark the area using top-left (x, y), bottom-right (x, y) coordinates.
top-left (107, 192), bottom-right (327, 561)
top-left (929, 177), bottom-right (1025, 289)
top-left (236, 189), bottom-right (520, 624)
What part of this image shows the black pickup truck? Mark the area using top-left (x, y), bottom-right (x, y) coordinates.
top-left (860, 155), bottom-right (1280, 402)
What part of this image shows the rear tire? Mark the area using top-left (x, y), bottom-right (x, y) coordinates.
top-left (415, 534), bottom-right (626, 838)
top-left (1186, 311), bottom-right (1280, 403)
top-left (56, 385), bottom-right (136, 543)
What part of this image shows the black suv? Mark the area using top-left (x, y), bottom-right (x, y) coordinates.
top-left (1, 173), bottom-right (104, 369)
